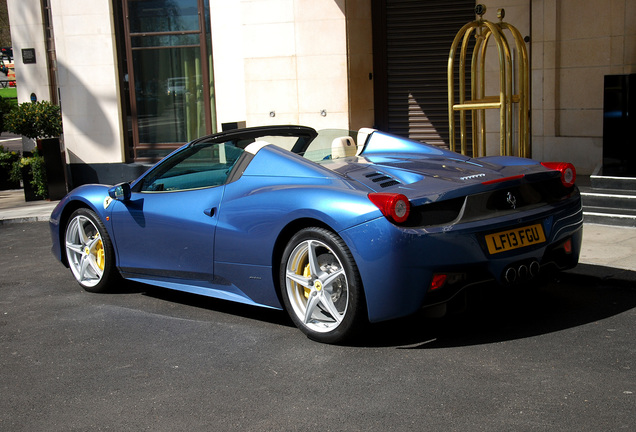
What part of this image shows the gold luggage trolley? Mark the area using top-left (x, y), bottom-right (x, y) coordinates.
top-left (448, 5), bottom-right (530, 157)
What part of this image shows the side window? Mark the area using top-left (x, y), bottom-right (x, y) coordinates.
top-left (140, 142), bottom-right (244, 192)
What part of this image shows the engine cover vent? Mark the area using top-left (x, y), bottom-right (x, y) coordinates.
top-left (365, 172), bottom-right (402, 188)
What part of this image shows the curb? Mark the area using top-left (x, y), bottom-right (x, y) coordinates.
top-left (0, 214), bottom-right (53, 225)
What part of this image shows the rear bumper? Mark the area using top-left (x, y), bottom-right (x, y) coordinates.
top-left (340, 194), bottom-right (583, 323)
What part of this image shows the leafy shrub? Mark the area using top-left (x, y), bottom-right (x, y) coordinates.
top-left (4, 101), bottom-right (63, 139)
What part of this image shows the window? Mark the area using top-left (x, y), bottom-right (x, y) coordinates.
top-left (139, 142), bottom-right (243, 192)
top-left (120, 0), bottom-right (216, 163)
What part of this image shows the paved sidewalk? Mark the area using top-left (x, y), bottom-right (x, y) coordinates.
top-left (579, 224), bottom-right (636, 271)
top-left (0, 189), bottom-right (59, 224)
top-left (0, 188), bottom-right (634, 274)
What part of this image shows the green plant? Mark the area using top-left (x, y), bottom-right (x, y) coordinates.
top-left (4, 101), bottom-right (63, 139)
top-left (0, 144), bottom-right (20, 169)
top-left (0, 97), bottom-right (18, 132)
top-left (10, 150), bottom-right (48, 199)
top-left (0, 96), bottom-right (17, 114)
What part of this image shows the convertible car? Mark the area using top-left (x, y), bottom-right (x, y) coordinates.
top-left (50, 125), bottom-right (583, 343)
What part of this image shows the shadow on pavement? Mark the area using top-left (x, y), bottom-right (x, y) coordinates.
top-left (120, 279), bottom-right (294, 328)
top-left (358, 264), bottom-right (636, 349)
top-left (109, 263), bottom-right (636, 349)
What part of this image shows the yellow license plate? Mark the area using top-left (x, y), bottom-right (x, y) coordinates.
top-left (485, 223), bottom-right (546, 254)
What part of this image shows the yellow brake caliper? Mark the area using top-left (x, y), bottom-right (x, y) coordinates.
top-left (302, 263), bottom-right (311, 299)
top-left (94, 234), bottom-right (105, 271)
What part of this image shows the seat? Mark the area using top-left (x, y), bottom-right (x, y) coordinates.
top-left (331, 136), bottom-right (357, 159)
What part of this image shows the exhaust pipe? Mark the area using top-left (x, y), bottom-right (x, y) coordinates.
top-left (504, 260), bottom-right (541, 285)
top-left (529, 260), bottom-right (540, 277)
top-left (504, 267), bottom-right (517, 284)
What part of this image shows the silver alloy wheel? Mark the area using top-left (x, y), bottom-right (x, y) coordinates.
top-left (284, 239), bottom-right (349, 333)
top-left (65, 214), bottom-right (105, 288)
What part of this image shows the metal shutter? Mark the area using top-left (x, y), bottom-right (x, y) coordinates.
top-left (384, 0), bottom-right (475, 147)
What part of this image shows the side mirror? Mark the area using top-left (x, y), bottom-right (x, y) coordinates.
top-left (108, 182), bottom-right (131, 201)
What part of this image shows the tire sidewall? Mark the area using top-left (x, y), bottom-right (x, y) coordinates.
top-left (66, 208), bottom-right (117, 293)
top-left (280, 227), bottom-right (365, 344)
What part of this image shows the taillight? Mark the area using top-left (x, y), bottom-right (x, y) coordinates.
top-left (541, 162), bottom-right (576, 187)
top-left (368, 192), bottom-right (411, 223)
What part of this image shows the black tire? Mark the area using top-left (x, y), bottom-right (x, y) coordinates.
top-left (280, 227), bottom-right (366, 343)
top-left (64, 208), bottom-right (119, 293)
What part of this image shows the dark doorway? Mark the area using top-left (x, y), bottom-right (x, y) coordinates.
top-left (372, 0), bottom-right (475, 148)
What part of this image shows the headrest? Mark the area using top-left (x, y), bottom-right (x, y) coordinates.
top-left (331, 136), bottom-right (357, 159)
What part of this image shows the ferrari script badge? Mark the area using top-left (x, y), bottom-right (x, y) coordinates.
top-left (460, 173), bottom-right (485, 181)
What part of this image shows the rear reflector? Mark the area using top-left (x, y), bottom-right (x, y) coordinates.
top-left (429, 274), bottom-right (448, 291)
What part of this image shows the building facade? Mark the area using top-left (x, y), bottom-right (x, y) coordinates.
top-left (7, 0), bottom-right (636, 186)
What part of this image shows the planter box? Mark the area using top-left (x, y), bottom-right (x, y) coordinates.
top-left (37, 137), bottom-right (67, 200)
top-left (0, 165), bottom-right (20, 190)
top-left (21, 165), bottom-right (43, 201)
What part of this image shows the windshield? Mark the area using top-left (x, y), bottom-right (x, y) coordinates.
top-left (263, 129), bottom-right (361, 162)
top-left (190, 127), bottom-right (362, 163)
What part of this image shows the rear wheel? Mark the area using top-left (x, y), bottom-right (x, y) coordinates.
top-left (65, 208), bottom-right (118, 293)
top-left (280, 227), bottom-right (365, 344)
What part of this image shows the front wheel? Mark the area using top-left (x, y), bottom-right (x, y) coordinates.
top-left (64, 208), bottom-right (118, 293)
top-left (280, 227), bottom-right (366, 344)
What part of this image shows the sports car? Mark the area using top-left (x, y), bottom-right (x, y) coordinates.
top-left (49, 125), bottom-right (583, 343)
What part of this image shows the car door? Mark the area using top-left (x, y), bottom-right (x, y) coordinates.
top-left (110, 141), bottom-right (243, 287)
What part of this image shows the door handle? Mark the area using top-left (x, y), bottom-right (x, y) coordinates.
top-left (204, 208), bottom-right (215, 217)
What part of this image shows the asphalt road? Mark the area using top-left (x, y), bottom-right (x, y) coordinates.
top-left (1, 222), bottom-right (635, 431)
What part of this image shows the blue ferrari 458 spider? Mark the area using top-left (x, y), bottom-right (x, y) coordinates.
top-left (50, 125), bottom-right (583, 343)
